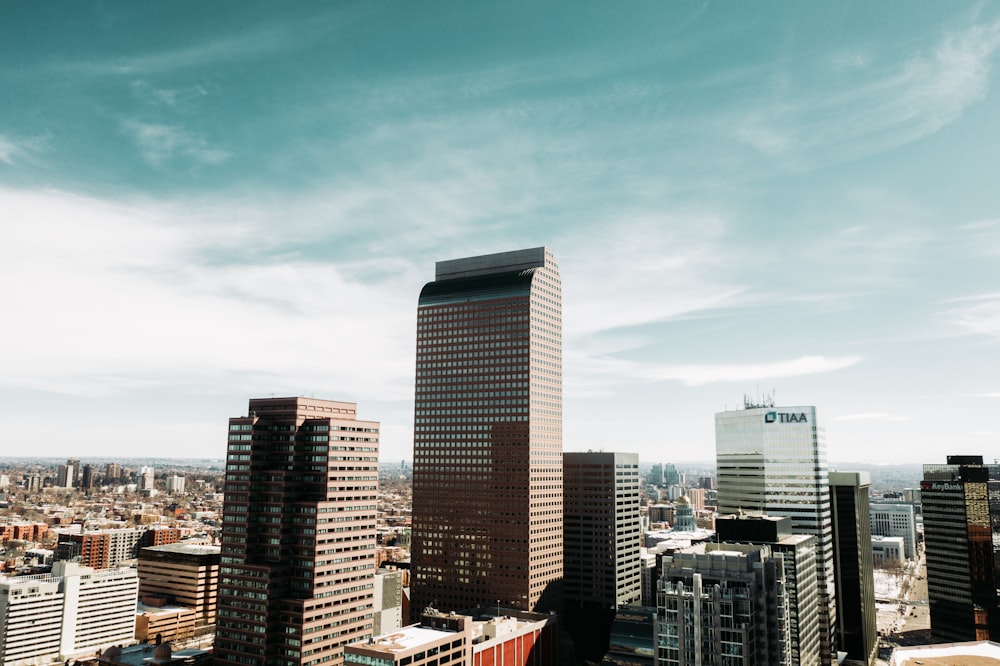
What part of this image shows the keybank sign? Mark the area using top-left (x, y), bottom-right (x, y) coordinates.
top-left (764, 411), bottom-right (808, 424)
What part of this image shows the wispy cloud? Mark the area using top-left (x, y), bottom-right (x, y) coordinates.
top-left (121, 120), bottom-right (231, 167)
top-left (0, 133), bottom-right (47, 166)
top-left (733, 18), bottom-right (1000, 165)
top-left (832, 412), bottom-right (910, 422)
top-left (949, 298), bottom-right (1000, 337)
top-left (570, 353), bottom-right (861, 393)
top-left (130, 80), bottom-right (214, 110)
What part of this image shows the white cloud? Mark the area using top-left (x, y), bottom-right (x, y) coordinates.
top-left (121, 120), bottom-right (231, 167)
top-left (733, 19), bottom-right (1000, 164)
top-left (831, 412), bottom-right (910, 422)
top-left (0, 186), bottom-right (416, 401)
top-left (0, 133), bottom-right (47, 166)
top-left (567, 353), bottom-right (861, 393)
top-left (947, 297), bottom-right (1000, 337)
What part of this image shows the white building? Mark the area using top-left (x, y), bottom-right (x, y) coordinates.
top-left (0, 561), bottom-right (137, 665)
top-left (871, 536), bottom-right (905, 567)
top-left (166, 475), bottom-right (186, 494)
top-left (140, 466), bottom-right (155, 492)
top-left (870, 503), bottom-right (917, 560)
top-left (716, 404), bottom-right (836, 665)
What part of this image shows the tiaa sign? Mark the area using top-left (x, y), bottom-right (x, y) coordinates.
top-left (764, 411), bottom-right (808, 424)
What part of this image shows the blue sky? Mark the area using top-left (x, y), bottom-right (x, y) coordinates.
top-left (2, 2), bottom-right (998, 464)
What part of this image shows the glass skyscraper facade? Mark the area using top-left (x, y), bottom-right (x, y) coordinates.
top-left (715, 405), bottom-right (836, 666)
top-left (410, 247), bottom-right (562, 617)
top-left (922, 455), bottom-right (1000, 644)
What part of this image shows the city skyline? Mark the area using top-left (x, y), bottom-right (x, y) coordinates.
top-left (3, 3), bottom-right (1000, 464)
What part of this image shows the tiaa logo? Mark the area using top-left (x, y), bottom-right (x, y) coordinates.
top-left (764, 411), bottom-right (808, 424)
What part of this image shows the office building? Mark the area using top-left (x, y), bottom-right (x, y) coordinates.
top-left (716, 514), bottom-right (821, 666)
top-left (166, 475), bottom-right (186, 494)
top-left (829, 472), bottom-right (877, 666)
top-left (138, 543), bottom-right (221, 625)
top-left (656, 542), bottom-right (792, 666)
top-left (921, 455), bottom-right (1000, 643)
top-left (81, 464), bottom-right (94, 490)
top-left (214, 397), bottom-right (379, 666)
top-left (564, 451), bottom-right (641, 662)
top-left (869, 503), bottom-right (917, 561)
top-left (373, 568), bottom-right (404, 636)
top-left (140, 466), bottom-right (156, 492)
top-left (56, 463), bottom-right (74, 489)
top-left (716, 403), bottom-right (836, 664)
top-left (0, 561), bottom-right (137, 664)
top-left (410, 248), bottom-right (562, 616)
top-left (871, 536), bottom-right (905, 567)
top-left (663, 464), bottom-right (680, 486)
top-left (564, 451), bottom-right (642, 608)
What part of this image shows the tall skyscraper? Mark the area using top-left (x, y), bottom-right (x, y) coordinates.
top-left (922, 455), bottom-right (1000, 644)
top-left (716, 404), bottom-right (837, 665)
top-left (829, 471), bottom-right (877, 666)
top-left (410, 247), bottom-right (562, 617)
top-left (563, 451), bottom-right (641, 662)
top-left (215, 397), bottom-right (380, 666)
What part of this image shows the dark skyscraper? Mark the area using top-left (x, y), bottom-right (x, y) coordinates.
top-left (829, 471), bottom-right (877, 666)
top-left (922, 455), bottom-right (1000, 644)
top-left (215, 397), bottom-right (379, 666)
top-left (563, 451), bottom-right (641, 662)
top-left (410, 247), bottom-right (563, 617)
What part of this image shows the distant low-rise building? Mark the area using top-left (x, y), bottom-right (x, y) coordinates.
top-left (871, 536), bottom-right (905, 567)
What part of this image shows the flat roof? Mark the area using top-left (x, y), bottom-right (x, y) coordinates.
top-left (891, 641), bottom-right (1000, 665)
top-left (360, 625), bottom-right (457, 654)
top-left (142, 543), bottom-right (221, 555)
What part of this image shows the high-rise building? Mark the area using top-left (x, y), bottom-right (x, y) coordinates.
top-left (0, 561), bottom-right (137, 664)
top-left (564, 451), bottom-right (641, 662)
top-left (105, 462), bottom-right (121, 483)
top-left (140, 465), bottom-right (156, 492)
top-left (410, 247), bottom-right (562, 616)
top-left (716, 404), bottom-right (837, 665)
top-left (167, 474), bottom-right (186, 494)
top-left (56, 464), bottom-right (73, 489)
top-left (564, 451), bottom-right (642, 609)
top-left (656, 542), bottom-right (792, 665)
top-left (214, 397), bottom-right (380, 666)
top-left (716, 514), bottom-right (821, 666)
top-left (663, 464), bottom-right (680, 487)
top-left (829, 472), bottom-right (877, 666)
top-left (921, 455), bottom-right (1000, 644)
top-left (80, 464), bottom-right (94, 490)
